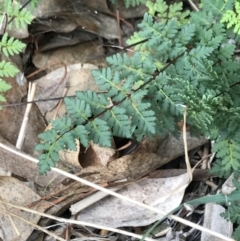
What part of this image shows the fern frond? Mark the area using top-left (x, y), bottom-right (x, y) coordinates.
top-left (64, 98), bottom-right (92, 124)
top-left (3, 0), bottom-right (34, 29)
top-left (0, 60), bottom-right (19, 77)
top-left (211, 137), bottom-right (240, 177)
top-left (0, 33), bottom-right (26, 57)
top-left (146, 0), bottom-right (190, 23)
top-left (103, 106), bottom-right (132, 138)
top-left (0, 79), bottom-right (11, 92)
top-left (221, 1), bottom-right (240, 34)
top-left (86, 118), bottom-right (112, 147)
top-left (76, 90), bottom-right (110, 115)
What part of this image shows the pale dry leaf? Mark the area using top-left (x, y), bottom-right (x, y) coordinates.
top-left (201, 204), bottom-right (233, 241)
top-left (45, 63), bottom-right (99, 121)
top-left (34, 66), bottom-right (67, 115)
top-left (76, 173), bottom-right (190, 227)
top-left (0, 177), bottom-right (42, 241)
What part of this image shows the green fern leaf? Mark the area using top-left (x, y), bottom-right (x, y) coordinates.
top-left (103, 106), bottom-right (132, 138)
top-left (177, 24), bottom-right (195, 45)
top-left (4, 1), bottom-right (34, 29)
top-left (29, 0), bottom-right (42, 10)
top-left (51, 116), bottom-right (73, 134)
top-left (58, 132), bottom-right (77, 151)
top-left (86, 118), bottom-right (112, 147)
top-left (92, 67), bottom-right (131, 101)
top-left (38, 129), bottom-right (58, 143)
top-left (64, 98), bottom-right (92, 124)
top-left (122, 91), bottom-right (156, 136)
top-left (0, 60), bottom-right (19, 77)
top-left (169, 2), bottom-right (183, 18)
top-left (189, 46), bottom-right (214, 62)
top-left (146, 0), bottom-right (168, 17)
top-left (0, 33), bottom-right (26, 57)
top-left (76, 90), bottom-right (109, 115)
top-left (126, 32), bottom-right (147, 50)
top-left (0, 79), bottom-right (11, 92)
top-left (72, 125), bottom-right (89, 147)
top-left (217, 44), bottom-right (235, 60)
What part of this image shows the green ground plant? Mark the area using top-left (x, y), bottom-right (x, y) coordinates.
top-left (221, 0), bottom-right (240, 34)
top-left (35, 0), bottom-right (240, 239)
top-left (37, 0), bottom-right (240, 178)
top-left (0, 0), bottom-right (40, 109)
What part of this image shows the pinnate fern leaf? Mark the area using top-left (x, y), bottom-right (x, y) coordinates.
top-left (76, 90), bottom-right (109, 115)
top-left (103, 106), bottom-right (132, 138)
top-left (221, 1), bottom-right (240, 34)
top-left (64, 98), bottom-right (92, 124)
top-left (0, 33), bottom-right (26, 57)
top-left (211, 138), bottom-right (240, 177)
top-left (3, 0), bottom-right (34, 29)
top-left (0, 79), bottom-right (11, 92)
top-left (0, 60), bottom-right (19, 77)
top-left (86, 118), bottom-right (112, 147)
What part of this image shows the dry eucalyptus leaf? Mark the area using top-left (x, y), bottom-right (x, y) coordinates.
top-left (44, 63), bottom-right (99, 121)
top-left (76, 173), bottom-right (190, 227)
top-left (0, 177), bottom-right (42, 241)
top-left (34, 66), bottom-right (67, 115)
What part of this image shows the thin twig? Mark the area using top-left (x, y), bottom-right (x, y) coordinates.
top-left (183, 106), bottom-right (193, 182)
top-left (53, 88), bottom-right (68, 120)
top-left (187, 0), bottom-right (199, 11)
top-left (116, 10), bottom-right (123, 47)
top-left (16, 82), bottom-right (36, 149)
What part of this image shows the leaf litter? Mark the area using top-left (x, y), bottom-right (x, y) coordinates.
top-left (0, 0), bottom-right (230, 241)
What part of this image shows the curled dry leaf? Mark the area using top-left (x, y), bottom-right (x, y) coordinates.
top-left (59, 139), bottom-right (81, 170)
top-left (89, 142), bottom-right (118, 166)
top-left (79, 141), bottom-right (118, 168)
